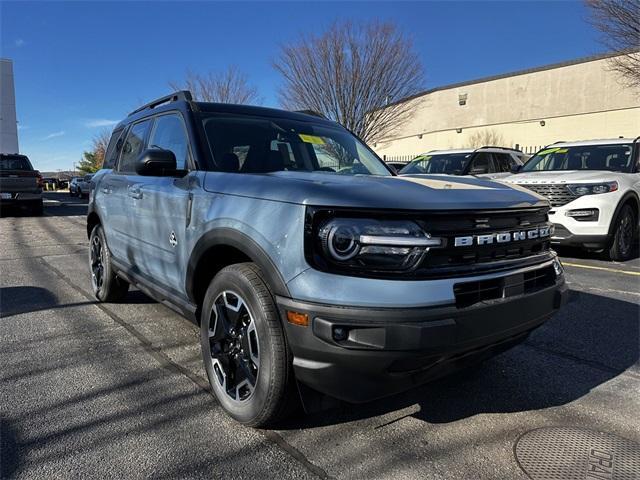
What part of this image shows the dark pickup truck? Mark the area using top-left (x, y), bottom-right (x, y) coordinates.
top-left (0, 154), bottom-right (44, 215)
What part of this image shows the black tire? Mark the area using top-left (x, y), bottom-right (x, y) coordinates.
top-left (69, 190), bottom-right (75, 197)
top-left (200, 263), bottom-right (294, 427)
top-left (608, 204), bottom-right (637, 261)
top-left (30, 200), bottom-right (43, 216)
top-left (89, 225), bottom-right (129, 302)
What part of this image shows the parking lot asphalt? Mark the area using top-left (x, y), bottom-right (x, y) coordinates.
top-left (1, 192), bottom-right (639, 479)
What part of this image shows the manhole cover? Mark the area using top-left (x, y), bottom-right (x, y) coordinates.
top-left (515, 427), bottom-right (640, 480)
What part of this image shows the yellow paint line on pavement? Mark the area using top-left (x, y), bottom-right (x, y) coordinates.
top-left (562, 261), bottom-right (640, 276)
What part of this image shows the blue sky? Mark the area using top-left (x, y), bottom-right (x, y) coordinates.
top-left (1, 1), bottom-right (604, 172)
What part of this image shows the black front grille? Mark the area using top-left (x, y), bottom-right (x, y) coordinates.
top-left (517, 184), bottom-right (578, 207)
top-left (415, 208), bottom-right (552, 278)
top-left (454, 265), bottom-right (556, 308)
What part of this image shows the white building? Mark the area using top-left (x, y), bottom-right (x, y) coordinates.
top-left (0, 58), bottom-right (19, 154)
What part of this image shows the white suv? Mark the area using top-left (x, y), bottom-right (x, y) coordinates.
top-left (503, 138), bottom-right (639, 261)
top-left (398, 146), bottom-right (527, 179)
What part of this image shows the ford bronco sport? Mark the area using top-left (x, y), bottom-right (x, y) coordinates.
top-left (87, 92), bottom-right (567, 426)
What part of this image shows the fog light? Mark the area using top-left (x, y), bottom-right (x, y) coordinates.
top-left (566, 209), bottom-right (599, 221)
top-left (332, 327), bottom-right (348, 341)
top-left (553, 259), bottom-right (563, 276)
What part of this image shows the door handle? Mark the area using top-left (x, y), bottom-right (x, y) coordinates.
top-left (128, 186), bottom-right (143, 199)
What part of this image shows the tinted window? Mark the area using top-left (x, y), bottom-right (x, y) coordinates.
top-left (0, 155), bottom-right (32, 170)
top-left (522, 144), bottom-right (634, 172)
top-left (202, 115), bottom-right (390, 176)
top-left (468, 152), bottom-right (493, 174)
top-left (103, 129), bottom-right (125, 169)
top-left (117, 120), bottom-right (152, 173)
top-left (148, 114), bottom-right (191, 170)
top-left (495, 153), bottom-right (513, 172)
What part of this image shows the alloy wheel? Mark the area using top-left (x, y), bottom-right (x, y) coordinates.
top-left (617, 212), bottom-right (633, 257)
top-left (90, 234), bottom-right (104, 292)
top-left (207, 291), bottom-right (260, 402)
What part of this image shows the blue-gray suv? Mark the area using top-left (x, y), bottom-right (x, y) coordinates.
top-left (87, 91), bottom-right (568, 426)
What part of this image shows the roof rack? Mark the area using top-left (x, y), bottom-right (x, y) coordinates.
top-left (476, 145), bottom-right (523, 152)
top-left (294, 109), bottom-right (326, 118)
top-left (128, 90), bottom-right (193, 117)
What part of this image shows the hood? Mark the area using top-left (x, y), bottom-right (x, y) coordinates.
top-left (203, 171), bottom-right (548, 210)
top-left (504, 170), bottom-right (620, 185)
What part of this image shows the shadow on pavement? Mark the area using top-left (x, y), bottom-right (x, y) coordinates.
top-left (279, 291), bottom-right (639, 429)
top-left (0, 417), bottom-right (19, 479)
top-left (0, 286), bottom-right (61, 318)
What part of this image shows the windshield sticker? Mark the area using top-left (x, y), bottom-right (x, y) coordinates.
top-left (298, 134), bottom-right (325, 145)
top-left (555, 148), bottom-right (568, 153)
top-left (537, 147), bottom-right (560, 156)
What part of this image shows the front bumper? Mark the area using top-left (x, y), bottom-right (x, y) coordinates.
top-left (278, 266), bottom-right (568, 403)
top-left (550, 224), bottom-right (611, 249)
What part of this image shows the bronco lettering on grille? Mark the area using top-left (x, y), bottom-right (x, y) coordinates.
top-left (454, 226), bottom-right (551, 247)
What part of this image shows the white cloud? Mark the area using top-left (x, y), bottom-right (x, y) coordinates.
top-left (85, 119), bottom-right (118, 128)
top-left (15, 39), bottom-right (25, 47)
top-left (17, 124), bottom-right (29, 131)
top-left (42, 131), bottom-right (65, 140)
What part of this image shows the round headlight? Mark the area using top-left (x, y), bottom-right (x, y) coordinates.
top-left (325, 224), bottom-right (360, 260)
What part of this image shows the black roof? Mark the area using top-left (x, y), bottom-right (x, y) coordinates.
top-left (117, 91), bottom-right (337, 129)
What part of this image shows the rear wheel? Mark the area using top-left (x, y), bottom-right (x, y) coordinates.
top-left (200, 263), bottom-right (293, 427)
top-left (608, 204), bottom-right (637, 261)
top-left (89, 225), bottom-right (129, 302)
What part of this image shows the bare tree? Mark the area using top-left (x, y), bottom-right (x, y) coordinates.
top-left (170, 66), bottom-right (261, 104)
top-left (586, 0), bottom-right (640, 87)
top-left (467, 129), bottom-right (507, 148)
top-left (79, 129), bottom-right (111, 173)
top-left (273, 21), bottom-right (425, 144)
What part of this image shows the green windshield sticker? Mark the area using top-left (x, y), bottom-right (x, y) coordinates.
top-left (555, 148), bottom-right (568, 153)
top-left (537, 147), bottom-right (560, 156)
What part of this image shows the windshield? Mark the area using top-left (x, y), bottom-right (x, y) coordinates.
top-left (399, 153), bottom-right (471, 175)
top-left (201, 114), bottom-right (391, 176)
top-left (522, 144), bottom-right (634, 172)
top-left (0, 155), bottom-right (32, 171)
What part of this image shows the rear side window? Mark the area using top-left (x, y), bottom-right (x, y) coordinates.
top-left (103, 129), bottom-right (125, 169)
top-left (469, 152), bottom-right (494, 174)
top-left (148, 114), bottom-right (191, 170)
top-left (0, 155), bottom-right (32, 171)
top-left (495, 153), bottom-right (513, 172)
top-left (117, 120), bottom-right (152, 173)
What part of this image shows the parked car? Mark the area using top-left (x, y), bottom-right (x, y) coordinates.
top-left (87, 91), bottom-right (567, 427)
top-left (70, 174), bottom-right (93, 198)
top-left (503, 138), bottom-right (639, 260)
top-left (0, 153), bottom-right (43, 215)
top-left (69, 177), bottom-right (81, 196)
top-left (399, 146), bottom-right (526, 179)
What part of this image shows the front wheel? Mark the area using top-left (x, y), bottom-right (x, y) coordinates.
top-left (608, 204), bottom-right (637, 261)
top-left (200, 263), bottom-right (293, 427)
top-left (89, 225), bottom-right (129, 302)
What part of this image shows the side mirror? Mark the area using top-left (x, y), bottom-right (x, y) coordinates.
top-left (510, 164), bottom-right (522, 173)
top-left (135, 149), bottom-right (178, 177)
